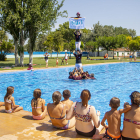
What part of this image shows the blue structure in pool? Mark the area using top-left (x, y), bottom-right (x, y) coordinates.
top-left (0, 62), bottom-right (140, 128)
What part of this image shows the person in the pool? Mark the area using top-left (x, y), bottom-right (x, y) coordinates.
top-left (47, 91), bottom-right (75, 130)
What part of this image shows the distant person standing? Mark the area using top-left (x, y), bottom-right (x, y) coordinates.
top-left (129, 53), bottom-right (132, 62)
top-left (44, 52), bottom-right (49, 68)
top-left (133, 53), bottom-right (136, 62)
top-left (56, 58), bottom-right (59, 67)
top-left (61, 57), bottom-right (64, 65)
top-left (65, 53), bottom-right (68, 65)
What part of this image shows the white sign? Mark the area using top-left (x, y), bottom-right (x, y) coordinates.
top-left (69, 18), bottom-right (85, 29)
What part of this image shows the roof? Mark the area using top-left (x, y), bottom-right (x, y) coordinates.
top-left (113, 48), bottom-right (130, 52)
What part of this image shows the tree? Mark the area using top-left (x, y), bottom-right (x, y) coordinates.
top-left (84, 41), bottom-right (97, 57)
top-left (0, 28), bottom-right (8, 53)
top-left (96, 36), bottom-right (112, 54)
top-left (53, 31), bottom-right (64, 57)
top-left (58, 21), bottom-right (74, 53)
top-left (43, 33), bottom-right (54, 58)
top-left (128, 39), bottom-right (140, 52)
top-left (0, 0), bottom-right (28, 66)
top-left (0, 40), bottom-right (14, 61)
top-left (109, 36), bottom-right (118, 59)
top-left (69, 40), bottom-right (75, 58)
top-left (26, 0), bottom-right (67, 64)
top-left (35, 34), bottom-right (47, 51)
top-left (128, 29), bottom-right (136, 38)
top-left (85, 41), bottom-right (97, 54)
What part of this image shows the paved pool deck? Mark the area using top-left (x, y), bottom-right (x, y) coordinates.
top-left (0, 62), bottom-right (124, 73)
top-left (0, 106), bottom-right (105, 140)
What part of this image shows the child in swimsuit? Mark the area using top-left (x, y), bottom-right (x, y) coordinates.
top-left (47, 91), bottom-right (75, 130)
top-left (122, 91), bottom-right (140, 140)
top-left (61, 57), bottom-right (64, 65)
top-left (101, 97), bottom-right (131, 140)
top-left (61, 90), bottom-right (73, 110)
top-left (56, 58), bottom-right (58, 67)
top-left (4, 86), bottom-right (23, 113)
top-left (31, 89), bottom-right (47, 120)
top-left (27, 63), bottom-right (33, 70)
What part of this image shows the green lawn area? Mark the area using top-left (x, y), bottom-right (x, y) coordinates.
top-left (0, 56), bottom-right (135, 71)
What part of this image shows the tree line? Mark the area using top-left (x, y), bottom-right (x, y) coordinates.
top-left (0, 0), bottom-right (140, 65)
top-left (0, 0), bottom-right (67, 65)
top-left (32, 21), bottom-right (139, 59)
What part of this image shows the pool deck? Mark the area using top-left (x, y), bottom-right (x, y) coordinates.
top-left (0, 106), bottom-right (105, 140)
top-left (0, 62), bottom-right (124, 73)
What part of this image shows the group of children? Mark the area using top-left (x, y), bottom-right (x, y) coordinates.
top-left (0, 86), bottom-right (137, 140)
top-left (68, 67), bottom-right (96, 80)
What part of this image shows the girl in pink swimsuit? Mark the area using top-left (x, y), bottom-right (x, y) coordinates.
top-left (31, 89), bottom-right (47, 120)
top-left (4, 86), bottom-right (23, 113)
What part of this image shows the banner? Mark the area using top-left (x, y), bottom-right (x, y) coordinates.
top-left (69, 18), bottom-right (85, 29)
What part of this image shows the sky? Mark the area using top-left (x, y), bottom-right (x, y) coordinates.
top-left (8, 0), bottom-right (140, 40)
top-left (53, 0), bottom-right (140, 34)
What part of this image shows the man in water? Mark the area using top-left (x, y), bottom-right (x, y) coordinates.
top-left (73, 50), bottom-right (82, 70)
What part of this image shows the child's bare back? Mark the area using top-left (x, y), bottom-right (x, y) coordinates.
top-left (62, 99), bottom-right (73, 111)
top-left (101, 97), bottom-right (131, 140)
top-left (61, 90), bottom-right (73, 110)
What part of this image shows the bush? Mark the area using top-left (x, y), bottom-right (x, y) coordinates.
top-left (0, 54), bottom-right (6, 61)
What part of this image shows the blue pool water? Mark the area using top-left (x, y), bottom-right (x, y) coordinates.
top-left (0, 62), bottom-right (140, 128)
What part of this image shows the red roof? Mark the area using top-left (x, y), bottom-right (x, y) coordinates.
top-left (113, 48), bottom-right (130, 52)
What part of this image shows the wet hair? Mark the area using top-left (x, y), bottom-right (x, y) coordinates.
top-left (90, 73), bottom-right (94, 77)
top-left (63, 90), bottom-right (71, 100)
top-left (32, 89), bottom-right (42, 108)
top-left (4, 86), bottom-right (14, 100)
top-left (52, 91), bottom-right (62, 105)
top-left (130, 91), bottom-right (140, 106)
top-left (81, 89), bottom-right (91, 107)
top-left (110, 97), bottom-right (120, 108)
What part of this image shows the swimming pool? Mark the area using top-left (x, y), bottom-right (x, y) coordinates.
top-left (0, 62), bottom-right (140, 128)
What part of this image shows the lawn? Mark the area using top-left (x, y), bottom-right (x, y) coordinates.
top-left (0, 56), bottom-right (134, 71)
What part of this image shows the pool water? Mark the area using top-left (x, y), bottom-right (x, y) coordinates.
top-left (0, 62), bottom-right (140, 128)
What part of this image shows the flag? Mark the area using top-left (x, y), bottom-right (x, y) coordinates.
top-left (69, 18), bottom-right (85, 29)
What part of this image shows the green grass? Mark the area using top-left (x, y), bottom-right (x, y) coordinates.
top-left (0, 56), bottom-right (134, 71)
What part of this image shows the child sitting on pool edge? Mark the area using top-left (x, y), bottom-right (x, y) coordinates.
top-left (61, 90), bottom-right (73, 110)
top-left (4, 86), bottom-right (23, 113)
top-left (101, 97), bottom-right (131, 140)
top-left (31, 89), bottom-right (47, 120)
